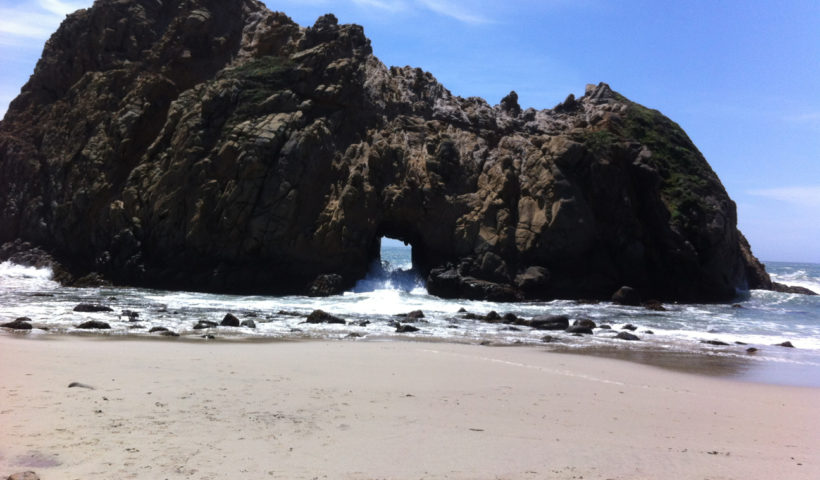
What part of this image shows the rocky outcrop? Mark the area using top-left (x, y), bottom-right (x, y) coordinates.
top-left (0, 0), bottom-right (774, 301)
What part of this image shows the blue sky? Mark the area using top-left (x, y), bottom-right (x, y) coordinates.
top-left (1, 0), bottom-right (818, 262)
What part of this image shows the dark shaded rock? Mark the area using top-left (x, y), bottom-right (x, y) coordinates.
top-left (612, 286), bottom-right (640, 306)
top-left (701, 340), bottom-right (729, 346)
top-left (306, 309), bottom-right (345, 324)
top-left (220, 313), bottom-right (240, 327)
top-left (427, 268), bottom-right (518, 301)
top-left (485, 311), bottom-right (501, 322)
top-left (457, 307), bottom-right (467, 313)
top-left (1, 318), bottom-right (33, 330)
top-left (76, 320), bottom-right (111, 329)
top-left (514, 266), bottom-right (549, 296)
top-left (502, 313), bottom-right (519, 324)
top-left (573, 318), bottom-right (597, 329)
top-left (746, 347), bottom-right (758, 353)
top-left (734, 341), bottom-right (747, 345)
top-left (201, 334), bottom-right (215, 339)
top-left (74, 304), bottom-right (113, 312)
top-left (541, 335), bottom-right (555, 343)
top-left (149, 326), bottom-right (169, 333)
top-left (277, 310), bottom-right (303, 316)
top-left (621, 324), bottom-right (638, 331)
top-left (240, 319), bottom-right (256, 328)
top-left (598, 324), bottom-right (612, 329)
top-left (7, 472), bottom-right (41, 480)
top-left (528, 315), bottom-right (569, 330)
top-left (615, 331), bottom-right (640, 341)
top-left (772, 282), bottom-right (818, 296)
top-left (193, 320), bottom-right (218, 329)
top-left (643, 330), bottom-right (654, 334)
top-left (406, 310), bottom-right (425, 319)
top-left (72, 273), bottom-right (110, 287)
top-left (120, 310), bottom-right (140, 320)
top-left (565, 325), bottom-right (593, 335)
top-left (642, 300), bottom-right (666, 311)
top-left (160, 330), bottom-right (180, 337)
top-left (463, 313), bottom-right (481, 320)
top-left (500, 326), bottom-right (521, 332)
top-left (353, 320), bottom-right (370, 327)
top-left (308, 274), bottom-right (347, 297)
top-left (395, 324), bottom-right (419, 333)
top-left (731, 304), bottom-right (743, 309)
top-left (776, 341), bottom-right (795, 348)
top-left (346, 332), bottom-right (364, 338)
top-left (0, 0), bottom-right (773, 303)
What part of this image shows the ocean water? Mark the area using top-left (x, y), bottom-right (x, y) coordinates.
top-left (2, 246), bottom-right (819, 385)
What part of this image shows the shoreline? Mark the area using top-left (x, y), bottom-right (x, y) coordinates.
top-left (4, 330), bottom-right (820, 388)
top-left (1, 335), bottom-right (818, 479)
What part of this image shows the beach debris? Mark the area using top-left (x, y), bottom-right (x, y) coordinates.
top-left (611, 286), bottom-right (641, 306)
top-left (201, 334), bottom-right (215, 339)
top-left (6, 472), bottom-right (40, 480)
top-left (1, 317), bottom-right (33, 330)
top-left (76, 320), bottom-right (111, 329)
top-left (220, 313), bottom-right (240, 327)
top-left (615, 331), bottom-right (640, 341)
top-left (193, 320), bottom-right (218, 329)
top-left (395, 324), bottom-right (419, 333)
top-left (305, 309), bottom-right (345, 324)
top-left (73, 303), bottom-right (113, 312)
top-left (68, 382), bottom-right (95, 389)
top-left (775, 341), bottom-right (795, 348)
top-left (621, 324), bottom-right (638, 331)
top-left (240, 319), bottom-right (256, 329)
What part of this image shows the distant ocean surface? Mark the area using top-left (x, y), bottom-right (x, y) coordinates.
top-left (2, 246), bottom-right (819, 385)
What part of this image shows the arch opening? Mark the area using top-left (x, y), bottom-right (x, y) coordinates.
top-left (352, 235), bottom-right (425, 293)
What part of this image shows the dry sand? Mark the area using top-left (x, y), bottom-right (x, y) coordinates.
top-left (1, 335), bottom-right (818, 480)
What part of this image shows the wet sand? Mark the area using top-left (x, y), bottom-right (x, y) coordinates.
top-left (1, 335), bottom-right (818, 479)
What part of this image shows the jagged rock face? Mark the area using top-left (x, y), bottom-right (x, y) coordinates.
top-left (0, 0), bottom-right (769, 301)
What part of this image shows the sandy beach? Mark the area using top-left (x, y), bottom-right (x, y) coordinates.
top-left (1, 335), bottom-right (818, 479)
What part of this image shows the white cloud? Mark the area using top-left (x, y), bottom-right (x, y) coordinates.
top-left (416, 0), bottom-right (492, 24)
top-left (749, 186), bottom-right (820, 208)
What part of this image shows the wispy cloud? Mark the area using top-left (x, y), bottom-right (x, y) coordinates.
top-left (749, 186), bottom-right (820, 208)
top-left (353, 0), bottom-right (408, 12)
top-left (0, 0), bottom-right (89, 43)
top-left (416, 0), bottom-right (492, 24)
top-left (784, 112), bottom-right (820, 124)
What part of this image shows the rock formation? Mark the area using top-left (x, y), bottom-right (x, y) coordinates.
top-left (0, 0), bottom-right (773, 301)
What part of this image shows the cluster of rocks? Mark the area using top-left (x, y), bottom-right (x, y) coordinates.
top-left (0, 0), bottom-right (786, 303)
